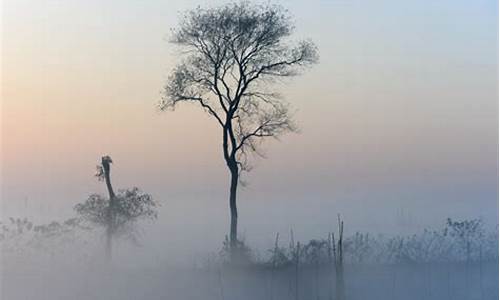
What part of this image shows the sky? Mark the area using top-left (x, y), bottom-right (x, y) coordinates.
top-left (1, 0), bottom-right (498, 253)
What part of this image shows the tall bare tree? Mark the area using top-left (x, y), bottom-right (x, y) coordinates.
top-left (161, 2), bottom-right (318, 251)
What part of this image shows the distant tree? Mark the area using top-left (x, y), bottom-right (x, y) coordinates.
top-left (161, 2), bottom-right (318, 252)
top-left (0, 217), bottom-right (87, 258)
top-left (446, 218), bottom-right (484, 262)
top-left (75, 156), bottom-right (158, 259)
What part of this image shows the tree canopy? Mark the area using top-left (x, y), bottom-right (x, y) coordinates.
top-left (161, 2), bottom-right (318, 171)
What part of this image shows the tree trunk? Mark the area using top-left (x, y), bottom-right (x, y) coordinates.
top-left (102, 158), bottom-right (115, 200)
top-left (229, 167), bottom-right (238, 250)
top-left (102, 156), bottom-right (115, 260)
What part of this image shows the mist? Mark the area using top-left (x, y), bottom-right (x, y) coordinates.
top-left (1, 0), bottom-right (498, 299)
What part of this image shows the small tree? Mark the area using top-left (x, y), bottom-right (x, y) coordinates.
top-left (161, 2), bottom-right (318, 252)
top-left (75, 156), bottom-right (158, 259)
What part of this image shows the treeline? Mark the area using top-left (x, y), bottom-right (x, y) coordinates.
top-left (2, 211), bottom-right (497, 267)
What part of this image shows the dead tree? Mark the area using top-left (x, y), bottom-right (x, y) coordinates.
top-left (75, 156), bottom-right (157, 260)
top-left (331, 216), bottom-right (345, 300)
top-left (102, 156), bottom-right (116, 259)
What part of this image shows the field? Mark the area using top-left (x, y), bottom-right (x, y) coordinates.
top-left (1, 217), bottom-right (498, 300)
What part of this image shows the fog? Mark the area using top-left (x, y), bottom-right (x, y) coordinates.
top-left (1, 0), bottom-right (498, 299)
top-left (1, 211), bottom-right (498, 299)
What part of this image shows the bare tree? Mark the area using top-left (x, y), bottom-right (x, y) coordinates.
top-left (161, 2), bottom-right (318, 252)
top-left (333, 216), bottom-right (345, 300)
top-left (75, 156), bottom-right (158, 259)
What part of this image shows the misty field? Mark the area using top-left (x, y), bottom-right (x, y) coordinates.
top-left (1, 217), bottom-right (497, 300)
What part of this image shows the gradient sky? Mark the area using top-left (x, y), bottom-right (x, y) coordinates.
top-left (1, 0), bottom-right (498, 251)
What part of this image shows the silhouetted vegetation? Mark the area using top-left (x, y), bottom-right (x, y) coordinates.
top-left (250, 218), bottom-right (497, 267)
top-left (74, 156), bottom-right (158, 259)
top-left (161, 2), bottom-right (318, 253)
